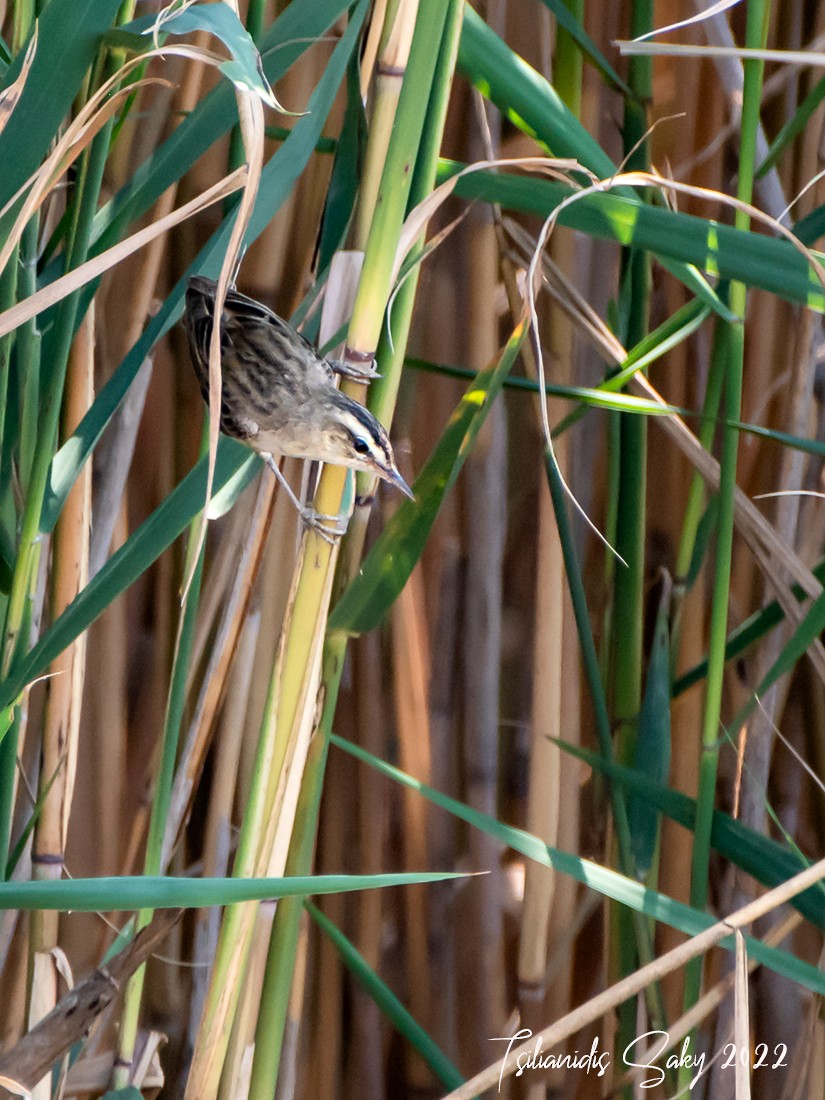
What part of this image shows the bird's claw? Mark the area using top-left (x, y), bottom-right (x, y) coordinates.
top-left (300, 506), bottom-right (349, 544)
top-left (327, 358), bottom-right (382, 383)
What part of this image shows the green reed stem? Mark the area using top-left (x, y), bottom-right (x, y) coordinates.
top-left (682, 0), bottom-right (770, 1030)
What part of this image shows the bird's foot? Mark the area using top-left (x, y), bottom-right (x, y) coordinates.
top-left (300, 506), bottom-right (349, 544)
top-left (327, 357), bottom-right (381, 382)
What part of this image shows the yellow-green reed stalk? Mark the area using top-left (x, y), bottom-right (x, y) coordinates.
top-left (244, 10), bottom-right (464, 1091)
top-left (336, 0), bottom-right (464, 600)
top-left (353, 0), bottom-right (419, 244)
top-left (185, 5), bottom-right (456, 1096)
top-left (683, 0), bottom-right (771, 1023)
top-left (246, 726), bottom-right (329, 1100)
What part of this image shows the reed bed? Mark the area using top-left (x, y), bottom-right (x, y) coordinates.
top-left (0, 1), bottom-right (825, 1098)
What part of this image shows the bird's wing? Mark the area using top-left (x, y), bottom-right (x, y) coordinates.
top-left (221, 287), bottom-right (335, 382)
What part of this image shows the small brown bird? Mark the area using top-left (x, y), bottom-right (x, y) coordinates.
top-left (185, 276), bottom-right (413, 539)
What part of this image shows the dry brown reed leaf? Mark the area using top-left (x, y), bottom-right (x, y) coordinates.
top-left (0, 25), bottom-right (37, 137)
top-left (504, 216), bottom-right (626, 362)
top-left (147, 0), bottom-right (201, 44)
top-left (0, 168), bottom-right (246, 341)
top-left (0, 36), bottom-right (246, 280)
top-left (0, 1075), bottom-right (29, 1098)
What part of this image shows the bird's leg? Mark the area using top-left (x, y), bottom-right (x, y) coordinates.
top-left (326, 356), bottom-right (381, 382)
top-left (263, 455), bottom-right (349, 543)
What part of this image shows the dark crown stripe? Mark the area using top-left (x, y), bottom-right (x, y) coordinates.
top-left (336, 404), bottom-right (392, 462)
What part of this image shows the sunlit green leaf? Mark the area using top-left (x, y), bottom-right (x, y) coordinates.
top-left (0, 871), bottom-right (466, 911)
top-left (438, 164), bottom-right (825, 313)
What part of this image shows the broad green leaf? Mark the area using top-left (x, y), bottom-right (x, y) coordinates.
top-left (317, 54), bottom-right (366, 271)
top-left (329, 320), bottom-right (527, 635)
top-left (308, 903), bottom-right (464, 1090)
top-left (0, 871), bottom-right (465, 911)
top-left (0, 0), bottom-right (123, 216)
top-left (406, 357), bottom-right (680, 415)
top-left (795, 203), bottom-right (825, 247)
top-left (554, 740), bottom-right (825, 931)
top-left (439, 164), bottom-right (825, 313)
top-left (330, 734), bottom-right (825, 996)
top-left (1, 441), bottom-right (257, 711)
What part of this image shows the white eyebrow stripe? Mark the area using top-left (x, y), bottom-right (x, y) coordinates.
top-left (337, 410), bottom-right (391, 463)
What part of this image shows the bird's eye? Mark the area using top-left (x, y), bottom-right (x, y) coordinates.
top-left (353, 437), bottom-right (370, 455)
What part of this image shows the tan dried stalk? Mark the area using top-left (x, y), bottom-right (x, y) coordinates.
top-left (28, 306), bottom-right (95, 1061)
top-left (391, 564), bottom-right (433, 1087)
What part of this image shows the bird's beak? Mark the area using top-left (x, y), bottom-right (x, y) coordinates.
top-left (385, 464), bottom-right (415, 500)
